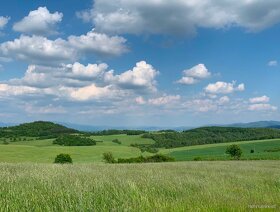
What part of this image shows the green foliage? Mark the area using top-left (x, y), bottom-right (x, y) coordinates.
top-left (54, 154), bottom-right (72, 164)
top-left (53, 135), bottom-right (96, 146)
top-left (250, 149), bottom-right (254, 153)
top-left (143, 127), bottom-right (280, 148)
top-left (0, 121), bottom-right (78, 138)
top-left (117, 154), bottom-right (175, 163)
top-left (102, 152), bottom-right (116, 163)
top-left (112, 139), bottom-right (121, 144)
top-left (226, 145), bottom-right (242, 160)
top-left (193, 157), bottom-right (202, 161)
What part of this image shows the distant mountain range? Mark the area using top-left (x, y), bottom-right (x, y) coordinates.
top-left (58, 122), bottom-right (193, 132)
top-left (0, 120), bottom-right (279, 132)
top-left (223, 121), bottom-right (280, 129)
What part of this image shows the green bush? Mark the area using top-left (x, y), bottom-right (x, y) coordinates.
top-left (112, 139), bottom-right (121, 144)
top-left (103, 152), bottom-right (116, 163)
top-left (193, 157), bottom-right (202, 161)
top-left (54, 154), bottom-right (73, 164)
top-left (117, 154), bottom-right (175, 163)
top-left (226, 145), bottom-right (242, 160)
top-left (53, 135), bottom-right (96, 146)
top-left (250, 149), bottom-right (254, 153)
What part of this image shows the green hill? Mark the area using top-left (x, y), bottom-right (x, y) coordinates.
top-left (0, 121), bottom-right (78, 138)
top-left (143, 127), bottom-right (280, 148)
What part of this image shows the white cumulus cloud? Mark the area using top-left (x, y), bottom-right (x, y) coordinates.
top-left (0, 30), bottom-right (128, 65)
top-left (177, 64), bottom-right (211, 85)
top-left (78, 0), bottom-right (280, 36)
top-left (205, 81), bottom-right (245, 94)
top-left (13, 7), bottom-right (63, 35)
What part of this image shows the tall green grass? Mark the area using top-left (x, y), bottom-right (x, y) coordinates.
top-left (0, 161), bottom-right (279, 211)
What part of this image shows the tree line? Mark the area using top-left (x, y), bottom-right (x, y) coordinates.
top-left (142, 127), bottom-right (280, 148)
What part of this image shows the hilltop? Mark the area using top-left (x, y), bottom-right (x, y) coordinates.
top-left (0, 121), bottom-right (78, 138)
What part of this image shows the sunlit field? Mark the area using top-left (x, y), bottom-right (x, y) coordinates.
top-left (0, 161), bottom-right (279, 211)
top-left (0, 135), bottom-right (279, 163)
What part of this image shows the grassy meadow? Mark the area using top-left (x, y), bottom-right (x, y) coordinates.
top-left (0, 134), bottom-right (279, 163)
top-left (0, 161), bottom-right (279, 211)
top-left (0, 127), bottom-right (279, 211)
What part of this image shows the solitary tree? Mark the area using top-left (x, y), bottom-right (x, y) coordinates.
top-left (226, 144), bottom-right (242, 160)
top-left (103, 152), bottom-right (116, 163)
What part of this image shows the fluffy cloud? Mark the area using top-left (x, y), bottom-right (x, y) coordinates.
top-left (0, 61), bottom-right (158, 102)
top-left (0, 30), bottom-right (128, 65)
top-left (248, 95), bottom-right (277, 112)
top-left (68, 30), bottom-right (128, 57)
top-left (177, 64), bottom-right (211, 85)
top-left (70, 84), bottom-right (113, 101)
top-left (249, 96), bottom-right (270, 104)
top-left (0, 35), bottom-right (73, 65)
top-left (13, 7), bottom-right (63, 35)
top-left (248, 104), bottom-right (277, 111)
top-left (0, 16), bottom-right (10, 29)
top-left (105, 61), bottom-right (159, 92)
top-left (78, 0), bottom-right (280, 36)
top-left (205, 81), bottom-right (245, 94)
top-left (268, 60), bottom-right (278, 66)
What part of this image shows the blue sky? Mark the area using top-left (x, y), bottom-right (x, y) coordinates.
top-left (0, 0), bottom-right (279, 126)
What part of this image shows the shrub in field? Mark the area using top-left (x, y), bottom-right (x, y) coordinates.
top-left (112, 139), bottom-right (121, 144)
top-left (250, 149), bottom-right (254, 153)
top-left (103, 152), bottom-right (116, 163)
top-left (193, 157), bottom-right (202, 161)
top-left (54, 154), bottom-right (73, 164)
top-left (226, 144), bottom-right (242, 160)
top-left (117, 154), bottom-right (175, 163)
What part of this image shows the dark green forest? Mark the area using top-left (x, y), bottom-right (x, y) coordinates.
top-left (142, 127), bottom-right (280, 148)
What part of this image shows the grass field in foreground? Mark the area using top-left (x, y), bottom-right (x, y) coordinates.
top-left (0, 161), bottom-right (279, 211)
top-left (0, 135), bottom-right (279, 163)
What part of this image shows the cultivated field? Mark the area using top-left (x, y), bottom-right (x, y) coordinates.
top-left (0, 135), bottom-right (279, 163)
top-left (0, 161), bottom-right (279, 211)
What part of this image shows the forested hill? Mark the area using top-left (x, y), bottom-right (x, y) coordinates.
top-left (0, 121), bottom-right (78, 138)
top-left (142, 127), bottom-right (280, 148)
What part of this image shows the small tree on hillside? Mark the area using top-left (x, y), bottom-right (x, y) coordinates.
top-left (103, 152), bottom-right (116, 163)
top-left (226, 144), bottom-right (242, 160)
